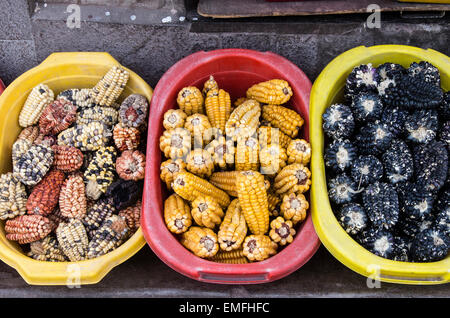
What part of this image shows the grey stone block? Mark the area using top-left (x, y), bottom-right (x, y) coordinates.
top-left (0, 0), bottom-right (33, 40)
top-left (0, 40), bottom-right (37, 85)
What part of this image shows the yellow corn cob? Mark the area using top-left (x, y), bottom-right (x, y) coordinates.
top-left (258, 125), bottom-right (292, 149)
top-left (286, 139), bottom-right (311, 165)
top-left (208, 248), bottom-right (248, 263)
top-left (209, 171), bottom-right (240, 197)
top-left (246, 79), bottom-right (293, 105)
top-left (205, 88), bottom-right (231, 133)
top-left (269, 216), bottom-right (296, 246)
top-left (202, 75), bottom-right (219, 96)
top-left (160, 159), bottom-right (186, 190)
top-left (164, 193), bottom-right (192, 234)
top-left (92, 66), bottom-right (130, 107)
top-left (177, 86), bottom-right (204, 115)
top-left (19, 84), bottom-right (54, 127)
top-left (259, 144), bottom-right (287, 176)
top-left (172, 172), bottom-right (231, 208)
top-left (235, 136), bottom-right (259, 171)
top-left (159, 128), bottom-right (192, 160)
top-left (262, 105), bottom-right (304, 138)
top-left (191, 195), bottom-right (224, 229)
top-left (236, 171), bottom-right (269, 235)
top-left (184, 113), bottom-right (212, 149)
top-left (217, 199), bottom-right (247, 251)
top-left (280, 193), bottom-right (309, 224)
top-left (56, 219), bottom-right (89, 262)
top-left (163, 109), bottom-right (187, 130)
top-left (242, 235), bottom-right (277, 261)
top-left (225, 99), bottom-right (260, 141)
top-left (273, 163), bottom-right (311, 196)
top-left (185, 149), bottom-right (214, 178)
top-left (234, 97), bottom-right (249, 107)
top-left (267, 192), bottom-right (281, 214)
top-left (180, 226), bottom-right (219, 258)
top-left (205, 136), bottom-right (235, 169)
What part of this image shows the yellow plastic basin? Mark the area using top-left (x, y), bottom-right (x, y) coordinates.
top-left (310, 45), bottom-right (450, 285)
top-left (0, 52), bottom-right (152, 285)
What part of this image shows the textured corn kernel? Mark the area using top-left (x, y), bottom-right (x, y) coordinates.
top-left (52, 145), bottom-right (84, 172)
top-left (280, 193), bottom-right (309, 224)
top-left (267, 192), bottom-right (281, 215)
top-left (209, 171), bottom-right (240, 197)
top-left (160, 159), bottom-right (186, 190)
top-left (191, 195), bottom-right (224, 229)
top-left (259, 144), bottom-right (287, 176)
top-left (19, 84), bottom-right (54, 127)
top-left (208, 248), bottom-right (248, 263)
top-left (87, 215), bottom-right (129, 259)
top-left (59, 173), bottom-right (87, 219)
top-left (163, 109), bottom-right (187, 130)
top-left (0, 173), bottom-right (27, 220)
top-left (172, 172), bottom-right (231, 208)
top-left (28, 235), bottom-right (66, 262)
top-left (242, 235), bottom-right (277, 261)
top-left (164, 193), bottom-right (192, 234)
top-left (274, 163), bottom-right (311, 195)
top-left (236, 171), bottom-right (270, 235)
top-left (177, 86), bottom-right (204, 115)
top-left (218, 199), bottom-right (247, 251)
top-left (234, 97), bottom-right (249, 107)
top-left (92, 65), bottom-right (129, 107)
top-left (159, 128), bottom-right (191, 160)
top-left (39, 98), bottom-right (77, 135)
top-left (205, 88), bottom-right (231, 133)
top-left (113, 122), bottom-right (141, 152)
top-left (84, 146), bottom-right (117, 200)
top-left (286, 139), bottom-right (311, 165)
top-left (180, 226), bottom-right (219, 258)
top-left (76, 105), bottom-right (119, 127)
top-left (56, 219), bottom-right (89, 261)
top-left (57, 122), bottom-right (112, 151)
top-left (246, 79), bottom-right (293, 105)
top-left (184, 113), bottom-right (213, 149)
top-left (202, 75), bottom-right (219, 96)
top-left (258, 125), bottom-right (292, 149)
top-left (26, 169), bottom-right (65, 216)
top-left (5, 215), bottom-right (54, 244)
top-left (205, 136), bottom-right (235, 169)
top-left (118, 94), bottom-right (149, 129)
top-left (262, 105), bottom-right (304, 138)
top-left (17, 126), bottom-right (40, 144)
top-left (235, 136), bottom-right (259, 171)
top-left (225, 99), bottom-right (261, 141)
top-left (269, 216), bottom-right (296, 246)
top-left (82, 197), bottom-right (116, 239)
top-left (116, 150), bottom-right (145, 181)
top-left (186, 149), bottom-right (214, 178)
top-left (13, 143), bottom-right (54, 186)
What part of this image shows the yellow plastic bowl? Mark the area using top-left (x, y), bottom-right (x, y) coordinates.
top-left (0, 52), bottom-right (151, 285)
top-left (310, 45), bottom-right (450, 285)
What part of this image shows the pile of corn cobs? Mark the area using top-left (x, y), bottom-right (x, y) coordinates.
top-left (1, 66), bottom-right (147, 262)
top-left (160, 76), bottom-right (311, 263)
top-left (323, 61), bottom-right (449, 263)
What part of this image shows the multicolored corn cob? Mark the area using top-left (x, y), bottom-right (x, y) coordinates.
top-left (26, 169), bottom-right (65, 216)
top-left (87, 215), bottom-right (129, 259)
top-left (19, 84), bottom-right (54, 127)
top-left (92, 66), bottom-right (129, 108)
top-left (59, 173), bottom-right (87, 219)
top-left (52, 145), bottom-right (84, 172)
top-left (116, 150), bottom-right (146, 181)
top-left (84, 146), bottom-right (117, 200)
top-left (13, 143), bottom-right (54, 186)
top-left (113, 122), bottom-right (141, 152)
top-left (76, 105), bottom-right (119, 127)
top-left (5, 215), bottom-right (54, 244)
top-left (56, 219), bottom-right (89, 261)
top-left (0, 173), bottom-right (27, 220)
top-left (39, 98), bottom-right (77, 135)
top-left (57, 88), bottom-right (96, 109)
top-left (57, 122), bottom-right (112, 151)
top-left (28, 235), bottom-right (66, 262)
top-left (82, 197), bottom-right (116, 239)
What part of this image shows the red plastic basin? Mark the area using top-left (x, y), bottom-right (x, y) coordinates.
top-left (0, 79), bottom-right (5, 95)
top-left (141, 48), bottom-right (320, 284)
